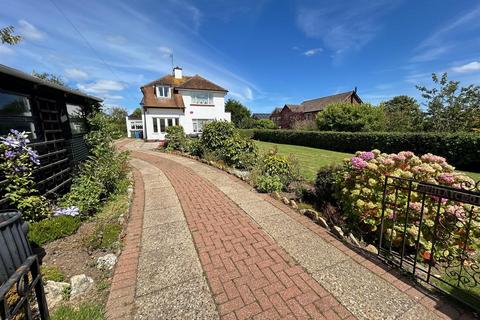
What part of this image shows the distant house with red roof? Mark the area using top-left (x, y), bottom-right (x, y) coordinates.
top-left (270, 89), bottom-right (362, 128)
top-left (137, 67), bottom-right (230, 140)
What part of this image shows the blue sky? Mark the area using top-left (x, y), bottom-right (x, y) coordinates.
top-left (1, 0), bottom-right (480, 113)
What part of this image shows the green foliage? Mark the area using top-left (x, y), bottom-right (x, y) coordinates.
top-left (86, 223), bottom-right (122, 250)
top-left (28, 216), bottom-right (81, 246)
top-left (255, 175), bottom-right (283, 193)
top-left (51, 302), bottom-right (104, 320)
top-left (381, 96), bottom-right (424, 132)
top-left (292, 120), bottom-right (318, 131)
top-left (0, 130), bottom-right (51, 221)
top-left (201, 120), bottom-right (236, 150)
top-left (417, 73), bottom-right (480, 132)
top-left (60, 112), bottom-right (129, 215)
top-left (107, 107), bottom-right (128, 138)
top-left (252, 129), bottom-right (480, 171)
top-left (254, 119), bottom-right (277, 129)
top-left (237, 129), bottom-right (256, 139)
top-left (41, 265), bottom-right (65, 282)
top-left (254, 147), bottom-right (299, 189)
top-left (165, 125), bottom-right (187, 151)
top-left (225, 99), bottom-right (251, 127)
top-left (186, 138), bottom-right (204, 157)
top-left (1, 26), bottom-right (22, 45)
top-left (221, 134), bottom-right (258, 169)
top-left (131, 107), bottom-right (142, 118)
top-left (317, 103), bottom-right (386, 132)
top-left (32, 71), bottom-right (66, 86)
top-left (314, 165), bottom-right (342, 206)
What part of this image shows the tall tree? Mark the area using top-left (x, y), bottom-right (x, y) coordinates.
top-left (381, 96), bottom-right (424, 132)
top-left (225, 99), bottom-right (251, 127)
top-left (417, 73), bottom-right (480, 132)
top-left (108, 106), bottom-right (128, 137)
top-left (32, 71), bottom-right (66, 86)
top-left (317, 103), bottom-right (386, 132)
top-left (131, 107), bottom-right (142, 118)
top-left (1, 26), bottom-right (21, 45)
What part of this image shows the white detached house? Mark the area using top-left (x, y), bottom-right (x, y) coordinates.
top-left (139, 67), bottom-right (231, 141)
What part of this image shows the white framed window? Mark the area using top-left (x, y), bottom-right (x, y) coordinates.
top-left (155, 86), bottom-right (170, 98)
top-left (152, 117), bottom-right (179, 133)
top-left (191, 92), bottom-right (213, 105)
top-left (192, 119), bottom-right (211, 133)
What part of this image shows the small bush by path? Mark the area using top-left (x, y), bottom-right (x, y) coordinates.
top-left (29, 216), bottom-right (81, 246)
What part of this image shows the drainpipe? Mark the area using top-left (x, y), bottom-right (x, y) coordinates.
top-left (143, 107), bottom-right (147, 141)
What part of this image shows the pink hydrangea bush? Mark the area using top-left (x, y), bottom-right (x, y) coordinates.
top-left (336, 149), bottom-right (480, 262)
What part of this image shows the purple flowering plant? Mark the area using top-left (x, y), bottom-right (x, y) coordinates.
top-left (0, 129), bottom-right (50, 221)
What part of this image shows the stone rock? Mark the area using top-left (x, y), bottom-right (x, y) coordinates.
top-left (317, 216), bottom-right (329, 229)
top-left (348, 233), bottom-right (360, 247)
top-left (117, 214), bottom-right (125, 225)
top-left (290, 200), bottom-right (298, 210)
top-left (332, 226), bottom-right (344, 238)
top-left (272, 192), bottom-right (281, 200)
top-left (281, 197), bottom-right (290, 205)
top-left (365, 244), bottom-right (379, 255)
top-left (96, 253), bottom-right (117, 270)
top-left (303, 209), bottom-right (318, 221)
top-left (70, 274), bottom-right (94, 299)
top-left (44, 281), bottom-right (70, 309)
top-left (299, 209), bottom-right (307, 215)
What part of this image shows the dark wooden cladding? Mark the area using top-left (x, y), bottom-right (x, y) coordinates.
top-left (0, 66), bottom-right (102, 208)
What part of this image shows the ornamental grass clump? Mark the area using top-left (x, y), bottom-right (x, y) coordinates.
top-left (336, 149), bottom-right (480, 261)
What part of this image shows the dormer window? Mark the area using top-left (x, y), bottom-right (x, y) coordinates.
top-left (155, 86), bottom-right (170, 98)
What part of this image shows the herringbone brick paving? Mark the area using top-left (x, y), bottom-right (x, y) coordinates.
top-left (133, 151), bottom-right (355, 320)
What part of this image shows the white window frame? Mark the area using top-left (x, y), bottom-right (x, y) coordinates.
top-left (192, 119), bottom-right (211, 133)
top-left (152, 117), bottom-right (179, 133)
top-left (155, 86), bottom-right (170, 98)
top-left (191, 92), bottom-right (213, 105)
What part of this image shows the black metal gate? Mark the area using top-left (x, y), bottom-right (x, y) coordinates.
top-left (378, 176), bottom-right (480, 310)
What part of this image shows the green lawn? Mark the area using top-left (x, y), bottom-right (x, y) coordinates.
top-left (254, 140), bottom-right (480, 182)
top-left (254, 141), bottom-right (351, 182)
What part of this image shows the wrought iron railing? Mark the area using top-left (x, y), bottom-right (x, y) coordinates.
top-left (377, 176), bottom-right (480, 310)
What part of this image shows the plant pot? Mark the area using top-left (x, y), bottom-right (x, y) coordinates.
top-left (0, 210), bottom-right (32, 284)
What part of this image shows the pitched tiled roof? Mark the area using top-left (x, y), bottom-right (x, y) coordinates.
top-left (271, 107), bottom-right (283, 116)
top-left (300, 91), bottom-right (362, 113)
top-left (252, 113), bottom-right (271, 120)
top-left (140, 74), bottom-right (227, 108)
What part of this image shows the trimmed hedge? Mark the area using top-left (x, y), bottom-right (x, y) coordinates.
top-left (252, 129), bottom-right (480, 170)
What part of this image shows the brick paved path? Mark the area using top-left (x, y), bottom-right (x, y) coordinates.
top-left (111, 139), bottom-right (476, 320)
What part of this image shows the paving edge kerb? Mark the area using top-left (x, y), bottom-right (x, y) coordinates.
top-left (105, 168), bottom-right (145, 320)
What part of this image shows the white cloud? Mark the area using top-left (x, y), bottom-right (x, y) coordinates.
top-left (296, 1), bottom-right (399, 56)
top-left (303, 48), bottom-right (322, 57)
top-left (0, 46), bottom-right (14, 55)
top-left (158, 46), bottom-right (173, 58)
top-left (244, 87), bottom-right (253, 100)
top-left (451, 61), bottom-right (480, 73)
top-left (17, 19), bottom-right (45, 40)
top-left (77, 79), bottom-right (126, 94)
top-left (65, 68), bottom-right (88, 80)
top-left (411, 46), bottom-right (452, 63)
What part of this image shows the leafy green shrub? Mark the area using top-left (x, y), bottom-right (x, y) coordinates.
top-left (255, 175), bottom-right (283, 193)
top-left (315, 165), bottom-right (342, 206)
top-left (317, 102), bottom-right (386, 132)
top-left (253, 148), bottom-right (299, 192)
top-left (41, 265), bottom-right (65, 282)
top-left (28, 216), bottom-right (81, 246)
top-left (86, 223), bottom-right (122, 250)
top-left (251, 130), bottom-right (480, 170)
top-left (222, 134), bottom-right (258, 169)
top-left (336, 150), bottom-right (479, 260)
top-left (237, 129), bottom-right (256, 139)
top-left (59, 112), bottom-right (129, 215)
top-left (201, 120), bottom-right (236, 151)
top-left (165, 125), bottom-right (187, 151)
top-left (254, 119), bottom-right (277, 129)
top-left (186, 138), bottom-right (203, 157)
